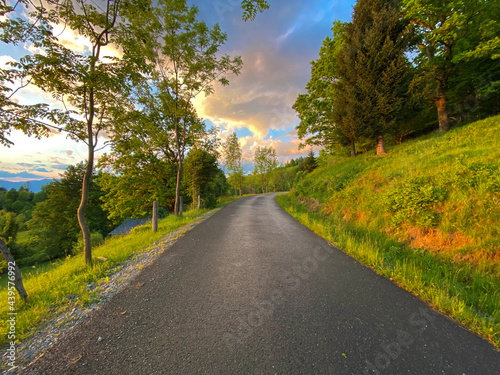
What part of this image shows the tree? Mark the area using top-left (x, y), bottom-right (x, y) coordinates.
top-left (0, 0), bottom-right (64, 147)
top-left (138, 0), bottom-right (242, 216)
top-left (402, 0), bottom-right (495, 131)
top-left (254, 146), bottom-right (278, 193)
top-left (223, 131), bottom-right (243, 196)
top-left (183, 148), bottom-right (220, 209)
top-left (301, 150), bottom-right (318, 173)
top-left (15, 0), bottom-right (150, 265)
top-left (293, 21), bottom-right (349, 152)
top-left (29, 163), bottom-right (112, 261)
top-left (333, 0), bottom-right (411, 156)
top-left (240, 0), bottom-right (269, 20)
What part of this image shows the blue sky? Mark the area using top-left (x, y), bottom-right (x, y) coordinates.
top-left (0, 0), bottom-right (356, 182)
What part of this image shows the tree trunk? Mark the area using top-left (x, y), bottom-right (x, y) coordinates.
top-left (376, 136), bottom-right (387, 156)
top-left (78, 160), bottom-right (93, 266)
top-left (0, 239), bottom-right (28, 302)
top-left (350, 141), bottom-right (356, 157)
top-left (436, 89), bottom-right (450, 132)
top-left (152, 200), bottom-right (158, 233)
top-left (174, 160), bottom-right (183, 216)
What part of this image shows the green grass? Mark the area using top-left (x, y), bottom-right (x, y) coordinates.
top-left (0, 197), bottom-right (242, 348)
top-left (276, 115), bottom-right (500, 348)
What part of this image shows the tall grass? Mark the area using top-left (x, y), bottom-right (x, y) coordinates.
top-left (277, 115), bottom-right (500, 348)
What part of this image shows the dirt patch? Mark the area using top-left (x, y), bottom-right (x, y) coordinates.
top-left (404, 226), bottom-right (473, 253)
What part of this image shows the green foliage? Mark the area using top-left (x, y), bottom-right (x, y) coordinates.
top-left (386, 178), bottom-right (447, 227)
top-left (301, 150), bottom-right (318, 174)
top-left (332, 0), bottom-right (411, 153)
top-left (0, 186), bottom-right (41, 223)
top-left (223, 131), bottom-right (243, 195)
top-left (98, 163), bottom-right (179, 222)
top-left (183, 148), bottom-right (221, 208)
top-left (253, 146), bottom-right (278, 193)
top-left (240, 0), bottom-right (269, 20)
top-left (27, 163), bottom-right (112, 262)
top-left (0, 210), bottom-right (19, 245)
top-left (293, 21), bottom-right (349, 151)
top-left (403, 0), bottom-right (500, 129)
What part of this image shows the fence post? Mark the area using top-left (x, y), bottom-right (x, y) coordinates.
top-left (179, 196), bottom-right (183, 217)
top-left (197, 195), bottom-right (201, 210)
top-left (152, 200), bottom-right (158, 232)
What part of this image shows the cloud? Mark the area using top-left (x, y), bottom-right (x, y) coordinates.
top-left (0, 55), bottom-right (16, 69)
top-left (189, 0), bottom-right (348, 164)
top-left (34, 167), bottom-right (50, 173)
top-left (50, 23), bottom-right (92, 54)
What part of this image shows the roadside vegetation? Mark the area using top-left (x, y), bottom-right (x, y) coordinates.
top-left (0, 196), bottom-right (241, 347)
top-left (277, 115), bottom-right (500, 348)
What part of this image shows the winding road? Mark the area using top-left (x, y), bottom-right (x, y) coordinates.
top-left (28, 194), bottom-right (499, 374)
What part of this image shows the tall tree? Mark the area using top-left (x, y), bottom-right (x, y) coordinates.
top-left (333, 0), bottom-right (411, 156)
top-left (402, 0), bottom-right (493, 131)
top-left (293, 21), bottom-right (348, 152)
top-left (140, 0), bottom-right (242, 216)
top-left (16, 0), bottom-right (149, 265)
top-left (254, 146), bottom-right (277, 193)
top-left (183, 148), bottom-right (219, 209)
top-left (223, 131), bottom-right (243, 196)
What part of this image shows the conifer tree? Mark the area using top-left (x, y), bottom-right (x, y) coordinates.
top-left (333, 0), bottom-right (411, 156)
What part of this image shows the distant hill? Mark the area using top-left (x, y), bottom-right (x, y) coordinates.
top-left (0, 179), bottom-right (54, 192)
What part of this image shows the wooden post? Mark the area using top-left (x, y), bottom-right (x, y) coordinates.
top-left (197, 195), bottom-right (201, 210)
top-left (179, 196), bottom-right (183, 217)
top-left (0, 239), bottom-right (28, 302)
top-left (152, 200), bottom-right (158, 232)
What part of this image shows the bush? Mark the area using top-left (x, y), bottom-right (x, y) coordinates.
top-left (386, 177), bottom-right (448, 228)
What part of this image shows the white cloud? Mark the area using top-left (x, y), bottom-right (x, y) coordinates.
top-left (51, 23), bottom-right (92, 54)
top-left (0, 55), bottom-right (16, 69)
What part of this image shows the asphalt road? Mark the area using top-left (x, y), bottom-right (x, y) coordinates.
top-left (28, 194), bottom-right (499, 374)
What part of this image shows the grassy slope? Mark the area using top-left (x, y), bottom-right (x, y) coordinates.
top-left (0, 196), bottom-right (241, 347)
top-left (276, 115), bottom-right (500, 348)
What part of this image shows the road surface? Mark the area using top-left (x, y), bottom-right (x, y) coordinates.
top-left (28, 194), bottom-right (499, 374)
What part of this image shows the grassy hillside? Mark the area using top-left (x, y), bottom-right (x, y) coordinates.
top-left (277, 115), bottom-right (500, 347)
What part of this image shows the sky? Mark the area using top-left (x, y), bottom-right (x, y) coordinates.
top-left (0, 0), bottom-right (356, 182)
